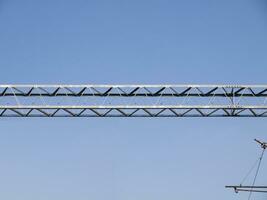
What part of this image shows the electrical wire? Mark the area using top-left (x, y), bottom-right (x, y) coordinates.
top-left (240, 158), bottom-right (260, 185)
top-left (247, 148), bottom-right (266, 200)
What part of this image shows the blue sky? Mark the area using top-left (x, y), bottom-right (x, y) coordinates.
top-left (0, 0), bottom-right (267, 200)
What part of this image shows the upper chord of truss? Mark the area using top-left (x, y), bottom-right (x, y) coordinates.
top-left (1, 84), bottom-right (267, 97)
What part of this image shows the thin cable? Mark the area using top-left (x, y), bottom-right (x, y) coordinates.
top-left (247, 148), bottom-right (265, 200)
top-left (240, 158), bottom-right (260, 185)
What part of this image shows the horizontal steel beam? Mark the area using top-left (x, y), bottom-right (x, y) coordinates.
top-left (1, 105), bottom-right (267, 109)
top-left (226, 186), bottom-right (267, 188)
top-left (226, 186), bottom-right (267, 193)
top-left (3, 84), bottom-right (267, 87)
top-left (0, 105), bottom-right (266, 117)
top-left (0, 85), bottom-right (267, 97)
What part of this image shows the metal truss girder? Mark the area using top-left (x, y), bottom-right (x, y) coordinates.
top-left (1, 84), bottom-right (267, 117)
top-left (0, 106), bottom-right (267, 117)
top-left (1, 85), bottom-right (267, 97)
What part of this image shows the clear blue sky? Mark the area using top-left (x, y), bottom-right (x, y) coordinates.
top-left (0, 0), bottom-right (267, 200)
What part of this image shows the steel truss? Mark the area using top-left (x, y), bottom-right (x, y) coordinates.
top-left (1, 84), bottom-right (267, 117)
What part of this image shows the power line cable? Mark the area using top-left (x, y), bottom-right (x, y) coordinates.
top-left (247, 148), bottom-right (265, 200)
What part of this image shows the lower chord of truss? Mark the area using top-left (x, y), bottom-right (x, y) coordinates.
top-left (0, 105), bottom-right (267, 117)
